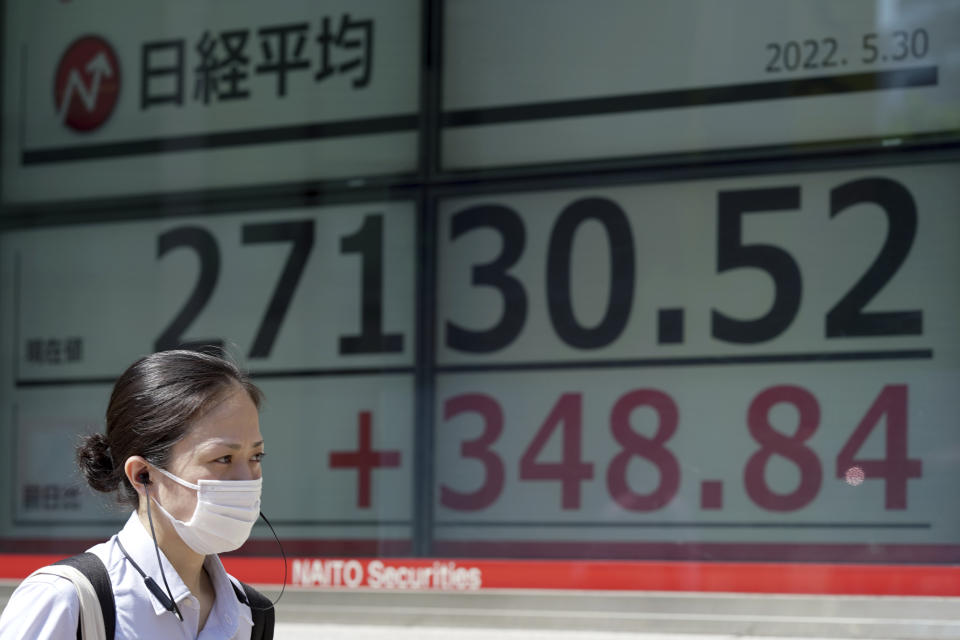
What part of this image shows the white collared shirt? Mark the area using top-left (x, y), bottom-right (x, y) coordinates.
top-left (0, 512), bottom-right (253, 639)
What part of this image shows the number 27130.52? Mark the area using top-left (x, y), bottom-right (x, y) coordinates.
top-left (155, 214), bottom-right (401, 358)
top-left (440, 385), bottom-right (920, 513)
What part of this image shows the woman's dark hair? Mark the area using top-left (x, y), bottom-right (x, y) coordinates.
top-left (76, 350), bottom-right (263, 508)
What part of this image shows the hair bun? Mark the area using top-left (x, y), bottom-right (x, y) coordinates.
top-left (76, 432), bottom-right (119, 493)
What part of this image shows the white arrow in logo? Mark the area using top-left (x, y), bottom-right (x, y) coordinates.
top-left (58, 51), bottom-right (115, 123)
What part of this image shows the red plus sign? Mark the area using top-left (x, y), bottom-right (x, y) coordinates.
top-left (329, 412), bottom-right (401, 508)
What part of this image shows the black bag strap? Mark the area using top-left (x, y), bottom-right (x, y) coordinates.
top-left (54, 552), bottom-right (116, 640)
top-left (231, 580), bottom-right (274, 640)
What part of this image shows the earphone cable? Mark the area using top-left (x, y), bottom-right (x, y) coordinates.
top-left (246, 510), bottom-right (286, 610)
top-left (143, 481), bottom-right (185, 621)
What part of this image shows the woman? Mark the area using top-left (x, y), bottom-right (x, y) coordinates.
top-left (0, 350), bottom-right (272, 639)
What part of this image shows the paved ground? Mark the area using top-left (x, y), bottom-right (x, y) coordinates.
top-left (5, 583), bottom-right (957, 639)
top-left (262, 588), bottom-right (960, 639)
top-left (274, 625), bottom-right (856, 640)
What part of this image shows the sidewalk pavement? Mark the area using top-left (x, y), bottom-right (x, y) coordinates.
top-left (274, 624), bottom-right (861, 640)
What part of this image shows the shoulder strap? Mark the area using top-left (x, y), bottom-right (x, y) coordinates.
top-left (230, 580), bottom-right (274, 640)
top-left (54, 553), bottom-right (116, 640)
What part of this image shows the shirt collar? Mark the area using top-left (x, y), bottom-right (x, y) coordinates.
top-left (116, 512), bottom-right (192, 616)
top-left (114, 512), bottom-right (253, 630)
top-left (206, 554), bottom-right (253, 632)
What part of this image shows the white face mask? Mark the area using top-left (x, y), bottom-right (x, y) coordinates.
top-left (149, 465), bottom-right (262, 556)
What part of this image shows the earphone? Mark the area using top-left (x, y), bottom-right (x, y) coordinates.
top-left (132, 468), bottom-right (184, 621)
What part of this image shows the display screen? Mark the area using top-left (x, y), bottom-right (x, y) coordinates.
top-left (442, 0), bottom-right (960, 170)
top-left (1, 0), bottom-right (957, 575)
top-left (2, 0), bottom-right (421, 203)
top-left (1, 202), bottom-right (416, 548)
top-left (433, 162), bottom-right (959, 559)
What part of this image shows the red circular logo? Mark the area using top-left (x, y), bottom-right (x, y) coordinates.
top-left (54, 35), bottom-right (121, 132)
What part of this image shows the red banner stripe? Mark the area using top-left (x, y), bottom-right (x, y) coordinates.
top-left (244, 557), bottom-right (960, 596)
top-left (4, 554), bottom-right (958, 596)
